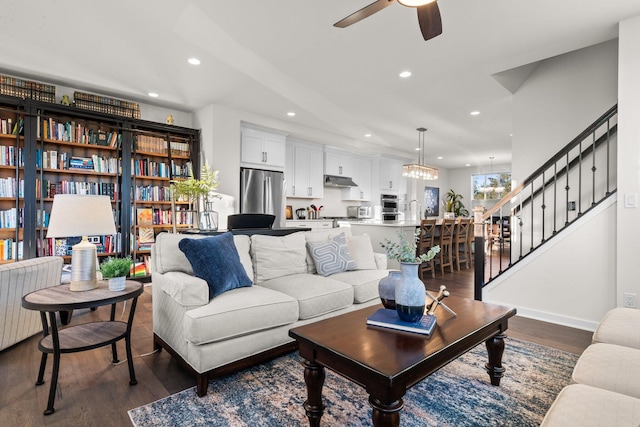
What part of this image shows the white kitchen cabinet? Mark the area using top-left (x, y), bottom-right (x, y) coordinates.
top-left (241, 127), bottom-right (286, 170)
top-left (286, 141), bottom-right (324, 199)
top-left (285, 144), bottom-right (295, 196)
top-left (325, 148), bottom-right (353, 177)
top-left (342, 155), bottom-right (372, 201)
top-left (379, 157), bottom-right (406, 193)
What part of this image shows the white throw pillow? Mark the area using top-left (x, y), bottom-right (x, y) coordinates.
top-left (304, 228), bottom-right (353, 273)
top-left (347, 235), bottom-right (378, 270)
top-left (250, 232), bottom-right (307, 283)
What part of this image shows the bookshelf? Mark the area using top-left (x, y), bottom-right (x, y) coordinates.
top-left (0, 93), bottom-right (200, 281)
top-left (0, 105), bottom-right (25, 264)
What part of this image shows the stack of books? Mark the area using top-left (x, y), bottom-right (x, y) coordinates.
top-left (366, 308), bottom-right (437, 336)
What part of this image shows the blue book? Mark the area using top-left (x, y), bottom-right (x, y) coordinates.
top-left (366, 308), bottom-right (437, 336)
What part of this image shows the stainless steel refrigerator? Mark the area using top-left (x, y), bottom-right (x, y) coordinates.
top-left (240, 168), bottom-right (285, 228)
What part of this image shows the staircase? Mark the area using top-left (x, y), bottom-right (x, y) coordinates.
top-left (474, 105), bottom-right (618, 299)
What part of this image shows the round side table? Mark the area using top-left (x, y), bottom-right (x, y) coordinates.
top-left (22, 280), bottom-right (143, 415)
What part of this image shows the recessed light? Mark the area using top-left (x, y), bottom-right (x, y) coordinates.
top-left (188, 58), bottom-right (201, 65)
top-left (437, 156), bottom-right (443, 160)
top-left (399, 71), bottom-right (412, 78)
top-left (148, 92), bottom-right (159, 98)
top-left (287, 112), bottom-right (296, 117)
top-left (465, 163), bottom-right (471, 167)
top-left (415, 147), bottom-right (421, 151)
top-left (470, 111), bottom-right (480, 116)
top-left (364, 133), bottom-right (372, 138)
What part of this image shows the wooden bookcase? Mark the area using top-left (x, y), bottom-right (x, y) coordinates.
top-left (0, 94), bottom-right (200, 280)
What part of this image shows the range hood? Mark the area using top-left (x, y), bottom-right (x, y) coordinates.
top-left (324, 175), bottom-right (358, 188)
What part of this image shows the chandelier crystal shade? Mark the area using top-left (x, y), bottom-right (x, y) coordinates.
top-left (402, 127), bottom-right (439, 180)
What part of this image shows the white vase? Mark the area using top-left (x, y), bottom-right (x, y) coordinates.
top-left (395, 262), bottom-right (426, 322)
top-left (108, 276), bottom-right (126, 291)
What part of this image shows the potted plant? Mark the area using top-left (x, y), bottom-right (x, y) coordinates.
top-left (380, 230), bottom-right (440, 322)
top-left (443, 189), bottom-right (469, 218)
top-left (171, 161), bottom-right (221, 230)
top-left (100, 256), bottom-right (133, 291)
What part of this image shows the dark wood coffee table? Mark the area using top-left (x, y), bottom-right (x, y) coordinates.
top-left (288, 296), bottom-right (516, 427)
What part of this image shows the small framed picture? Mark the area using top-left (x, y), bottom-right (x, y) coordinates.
top-left (285, 205), bottom-right (293, 220)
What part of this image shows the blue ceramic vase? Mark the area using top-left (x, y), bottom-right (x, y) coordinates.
top-left (395, 262), bottom-right (426, 322)
top-left (378, 271), bottom-right (402, 309)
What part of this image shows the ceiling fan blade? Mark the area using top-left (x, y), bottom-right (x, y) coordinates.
top-left (334, 0), bottom-right (396, 28)
top-left (417, 1), bottom-right (442, 41)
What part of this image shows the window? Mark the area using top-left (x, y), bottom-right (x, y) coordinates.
top-left (473, 172), bottom-right (511, 200)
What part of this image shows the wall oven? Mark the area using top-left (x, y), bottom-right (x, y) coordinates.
top-left (381, 194), bottom-right (399, 222)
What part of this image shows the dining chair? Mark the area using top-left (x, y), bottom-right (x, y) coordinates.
top-left (418, 219), bottom-right (437, 280)
top-left (453, 218), bottom-right (471, 270)
top-left (435, 218), bottom-right (456, 275)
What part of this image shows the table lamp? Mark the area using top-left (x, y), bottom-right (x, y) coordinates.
top-left (46, 194), bottom-right (117, 291)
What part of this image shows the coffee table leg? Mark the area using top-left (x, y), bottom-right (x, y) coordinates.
top-left (369, 396), bottom-right (403, 427)
top-left (302, 359), bottom-right (325, 427)
top-left (485, 333), bottom-right (506, 386)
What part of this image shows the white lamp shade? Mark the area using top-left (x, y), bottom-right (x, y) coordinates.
top-left (398, 0), bottom-right (436, 7)
top-left (47, 194), bottom-right (117, 238)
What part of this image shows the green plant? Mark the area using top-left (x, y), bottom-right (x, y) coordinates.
top-left (171, 161), bottom-right (220, 207)
top-left (443, 189), bottom-right (469, 217)
top-left (381, 230), bottom-right (440, 263)
top-left (99, 256), bottom-right (133, 279)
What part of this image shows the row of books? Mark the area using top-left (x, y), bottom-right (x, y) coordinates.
top-left (0, 118), bottom-right (22, 136)
top-left (170, 141), bottom-right (190, 157)
top-left (129, 257), bottom-right (151, 277)
top-left (0, 75), bottom-right (55, 103)
top-left (36, 209), bottom-right (50, 227)
top-left (131, 158), bottom-right (170, 178)
top-left (0, 239), bottom-right (23, 261)
top-left (172, 160), bottom-right (192, 178)
top-left (41, 118), bottom-right (121, 147)
top-left (135, 207), bottom-right (173, 226)
top-left (36, 179), bottom-right (118, 200)
top-left (133, 185), bottom-right (172, 202)
top-left (74, 91), bottom-right (141, 119)
top-left (0, 145), bottom-right (24, 167)
top-left (0, 177), bottom-right (24, 198)
top-left (36, 149), bottom-right (119, 173)
top-left (0, 207), bottom-right (23, 229)
top-left (175, 208), bottom-right (196, 226)
top-left (136, 134), bottom-right (167, 154)
top-left (38, 233), bottom-right (122, 257)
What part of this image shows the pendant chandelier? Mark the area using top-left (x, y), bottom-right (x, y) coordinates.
top-left (478, 156), bottom-right (505, 193)
top-left (402, 127), bottom-right (439, 180)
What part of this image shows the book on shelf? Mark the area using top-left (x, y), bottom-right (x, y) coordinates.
top-left (137, 208), bottom-right (153, 226)
top-left (366, 308), bottom-right (437, 336)
top-left (138, 226), bottom-right (155, 244)
top-left (130, 261), bottom-right (147, 277)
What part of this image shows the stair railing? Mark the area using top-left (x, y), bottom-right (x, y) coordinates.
top-left (474, 105), bottom-right (618, 299)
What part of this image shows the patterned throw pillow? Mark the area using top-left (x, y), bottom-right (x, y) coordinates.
top-left (307, 233), bottom-right (357, 277)
top-left (179, 232), bottom-right (253, 299)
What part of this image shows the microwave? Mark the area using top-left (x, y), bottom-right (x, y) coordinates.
top-left (347, 206), bottom-right (372, 219)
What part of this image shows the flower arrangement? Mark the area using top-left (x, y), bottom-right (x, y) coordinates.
top-left (99, 256), bottom-right (133, 279)
top-left (381, 230), bottom-right (440, 263)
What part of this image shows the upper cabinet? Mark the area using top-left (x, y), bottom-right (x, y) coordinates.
top-left (379, 157), bottom-right (406, 193)
top-left (286, 140), bottom-right (324, 199)
top-left (342, 155), bottom-right (372, 201)
top-left (241, 127), bottom-right (286, 171)
top-left (324, 148), bottom-right (353, 177)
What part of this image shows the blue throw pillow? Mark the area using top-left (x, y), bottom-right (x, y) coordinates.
top-left (178, 232), bottom-right (253, 299)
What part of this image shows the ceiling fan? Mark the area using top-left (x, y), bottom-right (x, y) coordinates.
top-left (333, 0), bottom-right (442, 41)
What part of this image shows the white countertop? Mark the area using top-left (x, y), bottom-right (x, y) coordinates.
top-left (349, 220), bottom-right (422, 227)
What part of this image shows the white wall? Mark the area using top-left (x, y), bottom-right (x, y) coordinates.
top-left (616, 15), bottom-right (640, 308)
top-left (484, 38), bottom-right (621, 330)
top-left (512, 39), bottom-right (619, 183)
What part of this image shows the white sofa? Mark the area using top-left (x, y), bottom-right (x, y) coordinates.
top-left (151, 228), bottom-right (389, 396)
top-left (0, 256), bottom-right (63, 351)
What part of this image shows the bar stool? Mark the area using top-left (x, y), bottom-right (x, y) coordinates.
top-left (453, 217), bottom-right (471, 270)
top-left (435, 218), bottom-right (455, 275)
top-left (466, 218), bottom-right (475, 266)
top-left (418, 219), bottom-right (437, 280)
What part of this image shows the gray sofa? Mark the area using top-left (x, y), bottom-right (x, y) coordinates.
top-left (150, 228), bottom-right (389, 396)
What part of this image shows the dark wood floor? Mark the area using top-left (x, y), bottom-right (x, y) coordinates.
top-left (0, 267), bottom-right (593, 426)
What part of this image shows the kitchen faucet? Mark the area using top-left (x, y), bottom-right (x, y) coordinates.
top-left (409, 200), bottom-right (422, 221)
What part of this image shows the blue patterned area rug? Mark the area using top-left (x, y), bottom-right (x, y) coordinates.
top-left (129, 338), bottom-right (578, 426)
